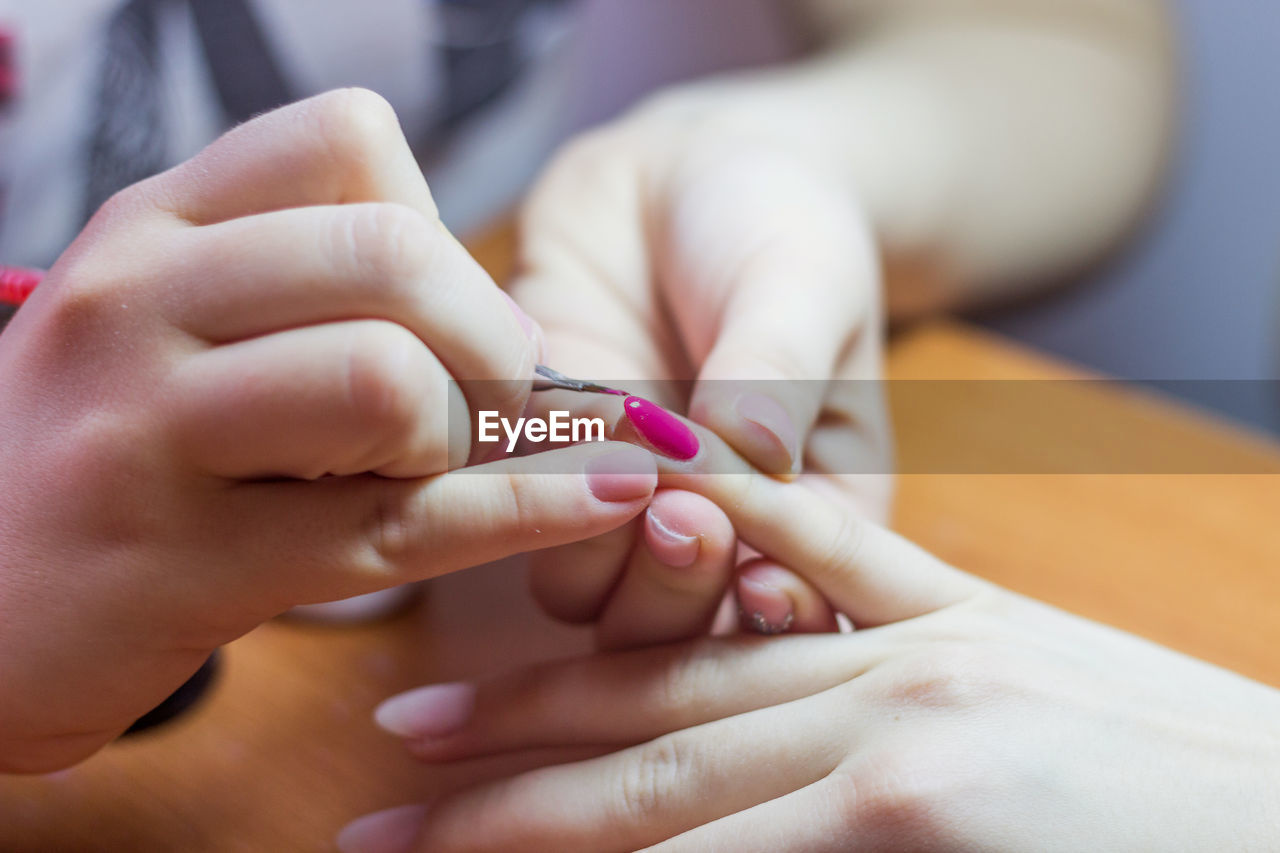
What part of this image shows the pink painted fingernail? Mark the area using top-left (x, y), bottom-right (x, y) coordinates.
top-left (738, 576), bottom-right (794, 635)
top-left (736, 393), bottom-right (799, 475)
top-left (584, 445), bottom-right (657, 502)
top-left (374, 683), bottom-right (475, 740)
top-left (645, 508), bottom-right (700, 568)
top-left (499, 291), bottom-right (545, 361)
top-left (623, 396), bottom-right (699, 460)
top-left (336, 804), bottom-right (427, 853)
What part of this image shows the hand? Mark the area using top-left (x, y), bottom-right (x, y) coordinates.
top-left (344, 429), bottom-right (1280, 852)
top-left (511, 101), bottom-right (892, 649)
top-left (0, 89), bottom-right (660, 772)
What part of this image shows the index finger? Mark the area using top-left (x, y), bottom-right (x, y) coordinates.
top-left (642, 419), bottom-right (985, 626)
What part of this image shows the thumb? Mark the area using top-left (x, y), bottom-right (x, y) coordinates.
top-left (221, 442), bottom-right (657, 611)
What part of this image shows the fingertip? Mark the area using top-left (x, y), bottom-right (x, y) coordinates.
top-left (688, 384), bottom-right (805, 478)
top-left (595, 489), bottom-right (737, 651)
top-left (337, 803), bottom-right (427, 853)
top-left (736, 561), bottom-right (839, 635)
top-left (642, 490), bottom-right (734, 570)
top-left (737, 574), bottom-right (795, 635)
top-left (374, 682), bottom-right (475, 741)
top-left (644, 508), bottom-right (699, 568)
top-left (734, 393), bottom-right (800, 476)
top-left (584, 443), bottom-right (657, 504)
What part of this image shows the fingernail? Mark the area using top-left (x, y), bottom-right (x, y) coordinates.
top-left (585, 445), bottom-right (657, 502)
top-left (645, 508), bottom-right (700, 568)
top-left (623, 396), bottom-right (699, 460)
top-left (374, 683), bottom-right (475, 740)
top-left (735, 394), bottom-right (799, 475)
top-left (499, 290), bottom-right (546, 361)
top-left (738, 576), bottom-right (794, 635)
top-left (336, 804), bottom-right (427, 853)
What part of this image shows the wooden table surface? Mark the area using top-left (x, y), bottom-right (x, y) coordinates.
top-left (3, 231), bottom-right (1279, 851)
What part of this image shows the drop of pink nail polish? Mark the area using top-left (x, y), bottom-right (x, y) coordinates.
top-left (623, 396), bottom-right (699, 460)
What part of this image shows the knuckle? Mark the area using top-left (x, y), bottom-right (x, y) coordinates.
top-left (342, 202), bottom-right (436, 291)
top-left (363, 481), bottom-right (426, 569)
top-left (86, 185), bottom-right (141, 226)
top-left (498, 469), bottom-right (537, 536)
top-left (809, 510), bottom-right (868, 584)
top-left (311, 87), bottom-right (403, 167)
top-left (484, 374), bottom-right (535, 431)
top-left (877, 645), bottom-right (1007, 712)
top-left (616, 736), bottom-right (688, 824)
top-left (43, 267), bottom-right (135, 343)
top-left (650, 641), bottom-right (719, 713)
top-left (831, 758), bottom-right (943, 845)
top-left (342, 323), bottom-right (428, 438)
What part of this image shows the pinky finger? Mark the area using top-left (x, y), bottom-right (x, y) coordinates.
top-left (643, 774), bottom-right (855, 853)
top-left (736, 560), bottom-right (839, 635)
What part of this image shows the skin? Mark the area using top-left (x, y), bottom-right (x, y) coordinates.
top-left (516, 0), bottom-right (1175, 652)
top-left (0, 90), bottom-right (662, 773)
top-left (518, 126), bottom-right (893, 650)
top-left (345, 1), bottom-right (1183, 847)
top-left (0, 0), bottom-right (1178, 786)
top-left (344, 425), bottom-right (1280, 852)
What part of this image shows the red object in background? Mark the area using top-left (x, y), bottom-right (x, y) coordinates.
top-left (0, 266), bottom-right (44, 307)
top-left (0, 26), bottom-right (17, 106)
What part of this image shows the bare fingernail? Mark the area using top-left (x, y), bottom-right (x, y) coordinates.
top-left (584, 445), bottom-right (657, 503)
top-left (738, 576), bottom-right (795, 635)
top-left (374, 683), bottom-right (475, 740)
top-left (336, 803), bottom-right (428, 853)
top-left (645, 508), bottom-right (700, 568)
top-left (499, 290), bottom-right (546, 361)
top-left (735, 393), bottom-right (799, 475)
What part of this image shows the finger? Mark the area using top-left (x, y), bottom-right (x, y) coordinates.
top-left (216, 442), bottom-right (657, 613)
top-left (801, 370), bottom-right (895, 522)
top-left (736, 560), bottom-right (839, 636)
top-left (686, 269), bottom-right (889, 483)
top-left (527, 522), bottom-right (638, 624)
top-left (686, 271), bottom-right (870, 478)
top-left (374, 634), bottom-right (893, 762)
top-left (651, 423), bottom-right (986, 626)
top-left (171, 203), bottom-right (538, 430)
top-left (665, 146), bottom-right (880, 478)
top-left (522, 391), bottom-right (677, 627)
top-left (408, 691), bottom-right (847, 853)
top-left (147, 88), bottom-right (437, 224)
top-left (524, 405), bottom-right (703, 624)
top-left (171, 319), bottom-right (465, 479)
top-left (595, 490), bottom-right (737, 651)
top-left (644, 774), bottom-right (853, 853)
